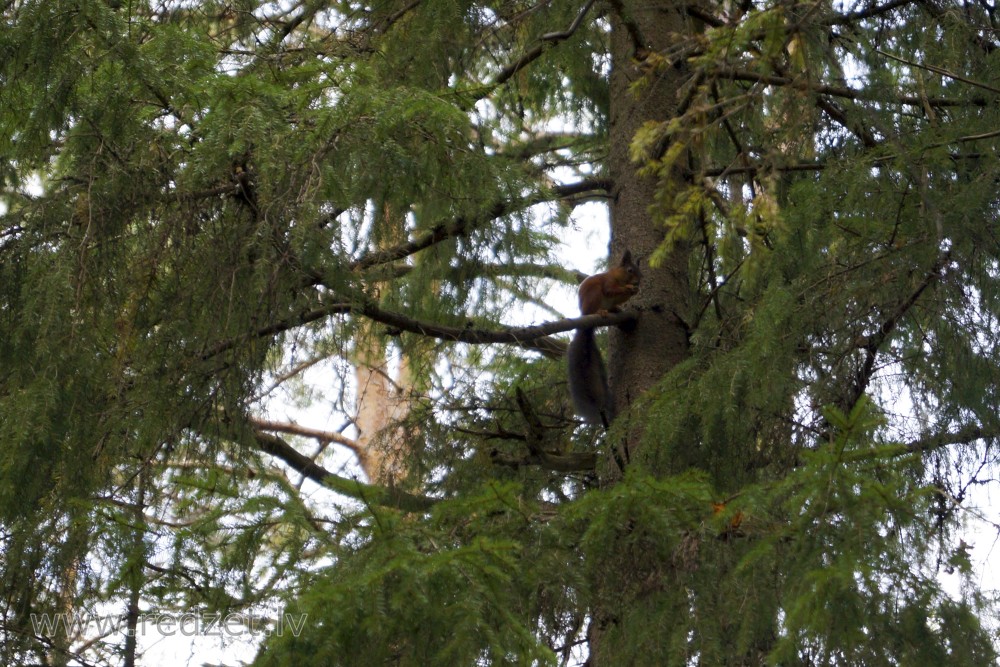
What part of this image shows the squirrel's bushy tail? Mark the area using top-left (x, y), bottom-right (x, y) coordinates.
top-left (567, 328), bottom-right (613, 426)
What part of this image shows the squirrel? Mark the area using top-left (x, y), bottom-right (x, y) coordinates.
top-left (567, 250), bottom-right (642, 426)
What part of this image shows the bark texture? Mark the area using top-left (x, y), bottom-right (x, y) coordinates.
top-left (590, 2), bottom-right (695, 663)
top-left (607, 1), bottom-right (693, 461)
top-left (354, 327), bottom-right (416, 484)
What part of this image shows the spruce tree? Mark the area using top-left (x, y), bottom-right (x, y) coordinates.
top-left (2, 0), bottom-right (999, 665)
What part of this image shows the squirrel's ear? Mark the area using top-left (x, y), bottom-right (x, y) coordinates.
top-left (621, 249), bottom-right (633, 265)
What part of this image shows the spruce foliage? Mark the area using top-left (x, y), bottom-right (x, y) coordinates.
top-left (2, 0), bottom-right (1000, 665)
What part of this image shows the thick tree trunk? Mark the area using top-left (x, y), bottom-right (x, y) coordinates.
top-left (589, 2), bottom-right (694, 664)
top-left (607, 1), bottom-right (692, 464)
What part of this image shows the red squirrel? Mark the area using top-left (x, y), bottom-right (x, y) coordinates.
top-left (567, 250), bottom-right (642, 426)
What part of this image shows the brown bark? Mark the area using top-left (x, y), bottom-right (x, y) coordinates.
top-left (606, 1), bottom-right (693, 462)
top-left (589, 2), bottom-right (696, 663)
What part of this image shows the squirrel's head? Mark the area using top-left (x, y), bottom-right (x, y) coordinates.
top-left (620, 250), bottom-right (642, 285)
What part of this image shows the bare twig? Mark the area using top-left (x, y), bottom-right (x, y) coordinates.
top-left (250, 416), bottom-right (364, 461)
top-left (252, 430), bottom-right (438, 512)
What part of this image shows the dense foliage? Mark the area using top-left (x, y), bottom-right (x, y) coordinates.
top-left (2, 0), bottom-right (1000, 665)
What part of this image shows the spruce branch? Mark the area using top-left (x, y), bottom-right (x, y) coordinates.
top-left (349, 300), bottom-right (636, 358)
top-left (906, 424), bottom-right (990, 454)
top-left (266, 0), bottom-right (320, 52)
top-left (713, 67), bottom-right (985, 107)
top-left (911, 0), bottom-right (998, 55)
top-left (686, 4), bottom-right (726, 28)
top-left (703, 161), bottom-right (826, 177)
top-left (819, 424), bottom-right (996, 466)
top-left (489, 449), bottom-right (598, 473)
top-left (252, 429), bottom-right (438, 513)
top-left (815, 96), bottom-right (880, 149)
top-left (606, 0), bottom-right (649, 52)
top-left (362, 261), bottom-right (588, 285)
top-left (851, 252), bottom-right (948, 405)
top-left (503, 387), bottom-right (598, 472)
top-left (203, 291), bottom-right (636, 360)
top-left (350, 178), bottom-right (611, 272)
top-left (832, 0), bottom-right (920, 23)
top-left (250, 417), bottom-right (364, 464)
top-left (376, 0), bottom-right (423, 34)
top-left (481, 0), bottom-right (598, 97)
top-left (873, 47), bottom-right (1000, 96)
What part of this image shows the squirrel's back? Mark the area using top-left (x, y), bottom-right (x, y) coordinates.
top-left (567, 251), bottom-right (641, 426)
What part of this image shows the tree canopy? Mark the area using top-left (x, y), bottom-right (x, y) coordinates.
top-left (2, 0), bottom-right (1000, 665)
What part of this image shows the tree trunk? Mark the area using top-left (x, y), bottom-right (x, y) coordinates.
top-left (607, 0), bottom-right (693, 465)
top-left (353, 333), bottom-right (415, 484)
top-left (590, 2), bottom-right (694, 663)
top-left (353, 205), bottom-right (418, 485)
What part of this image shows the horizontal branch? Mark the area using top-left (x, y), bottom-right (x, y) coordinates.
top-left (359, 302), bottom-right (637, 357)
top-left (204, 286), bottom-right (637, 361)
top-left (251, 416), bottom-right (357, 448)
top-left (713, 67), bottom-right (983, 107)
top-left (906, 424), bottom-right (990, 454)
top-left (375, 262), bottom-right (589, 285)
top-left (703, 161), bottom-right (826, 178)
top-left (832, 0), bottom-right (919, 23)
top-left (490, 449), bottom-right (598, 472)
top-left (835, 424), bottom-right (996, 466)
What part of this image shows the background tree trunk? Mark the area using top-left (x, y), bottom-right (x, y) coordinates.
top-left (353, 332), bottom-right (415, 484)
top-left (353, 206), bottom-right (418, 485)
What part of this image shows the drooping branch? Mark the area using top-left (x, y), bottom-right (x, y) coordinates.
top-left (606, 0), bottom-right (649, 52)
top-left (201, 303), bottom-right (338, 359)
top-left (815, 96), bottom-right (879, 149)
top-left (912, 0), bottom-right (998, 55)
top-left (873, 47), bottom-right (1000, 96)
top-left (252, 429), bottom-right (437, 513)
top-left (266, 0), bottom-right (320, 52)
top-left (851, 253), bottom-right (948, 405)
top-left (508, 387), bottom-right (598, 472)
